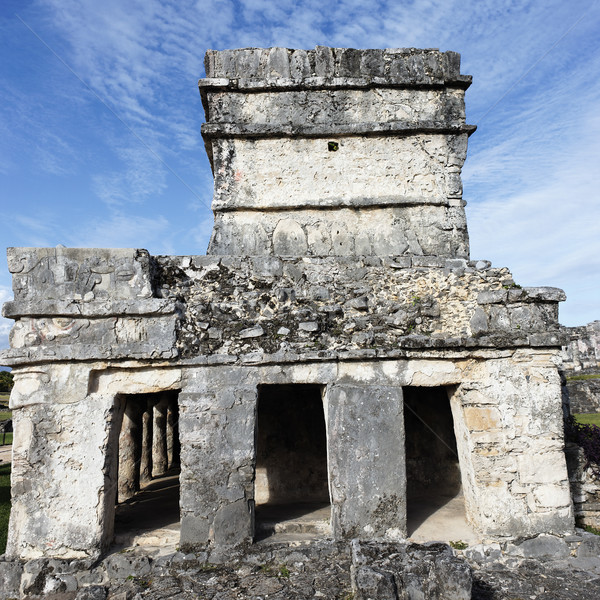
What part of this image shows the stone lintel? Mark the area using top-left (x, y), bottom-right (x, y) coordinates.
top-left (201, 121), bottom-right (477, 139)
top-left (212, 195), bottom-right (454, 212)
top-left (2, 298), bottom-right (179, 319)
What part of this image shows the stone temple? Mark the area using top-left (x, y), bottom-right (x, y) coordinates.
top-left (1, 47), bottom-right (574, 562)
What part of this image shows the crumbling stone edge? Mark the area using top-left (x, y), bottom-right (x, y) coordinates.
top-left (1, 531), bottom-right (600, 599)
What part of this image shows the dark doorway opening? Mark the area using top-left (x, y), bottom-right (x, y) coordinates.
top-left (403, 386), bottom-right (464, 537)
top-left (254, 384), bottom-right (330, 540)
top-left (107, 390), bottom-right (181, 550)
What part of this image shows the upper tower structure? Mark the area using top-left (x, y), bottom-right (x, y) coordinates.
top-left (199, 47), bottom-right (475, 258)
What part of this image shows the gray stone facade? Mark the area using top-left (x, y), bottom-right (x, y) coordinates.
top-left (562, 321), bottom-right (600, 413)
top-left (1, 47), bottom-right (575, 564)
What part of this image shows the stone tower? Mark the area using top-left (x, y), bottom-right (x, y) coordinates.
top-left (201, 47), bottom-right (473, 259)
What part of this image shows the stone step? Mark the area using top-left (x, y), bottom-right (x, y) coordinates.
top-left (255, 503), bottom-right (332, 538)
top-left (256, 517), bottom-right (331, 536)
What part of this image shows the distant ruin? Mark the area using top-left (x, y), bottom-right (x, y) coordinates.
top-left (1, 47), bottom-right (575, 563)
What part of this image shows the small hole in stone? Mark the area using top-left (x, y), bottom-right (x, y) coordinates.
top-left (328, 141), bottom-right (339, 152)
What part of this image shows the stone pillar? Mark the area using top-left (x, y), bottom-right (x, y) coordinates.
top-left (117, 398), bottom-right (143, 503)
top-left (140, 397), bottom-right (154, 483)
top-left (178, 371), bottom-right (257, 553)
top-left (171, 397), bottom-right (181, 468)
top-left (327, 384), bottom-right (406, 540)
top-left (6, 364), bottom-right (113, 560)
top-left (167, 396), bottom-right (176, 468)
top-left (152, 395), bottom-right (169, 477)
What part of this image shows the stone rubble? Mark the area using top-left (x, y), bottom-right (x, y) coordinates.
top-left (3, 535), bottom-right (600, 599)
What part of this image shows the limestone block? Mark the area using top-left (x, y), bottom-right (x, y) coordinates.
top-left (327, 384), bottom-right (405, 539)
top-left (508, 534), bottom-right (570, 558)
top-left (7, 247), bottom-right (152, 302)
top-left (273, 219), bottom-right (308, 255)
top-left (463, 407), bottom-right (501, 431)
top-left (92, 368), bottom-right (181, 396)
top-left (533, 484), bottom-right (572, 508)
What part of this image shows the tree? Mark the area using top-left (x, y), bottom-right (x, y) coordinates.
top-left (0, 371), bottom-right (13, 393)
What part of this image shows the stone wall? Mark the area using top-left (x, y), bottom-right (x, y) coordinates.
top-left (565, 443), bottom-right (600, 528)
top-left (562, 321), bottom-right (600, 413)
top-left (153, 254), bottom-right (565, 363)
top-left (2, 348), bottom-right (574, 560)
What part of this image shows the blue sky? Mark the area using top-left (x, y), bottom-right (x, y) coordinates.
top-left (1, 0), bottom-right (599, 355)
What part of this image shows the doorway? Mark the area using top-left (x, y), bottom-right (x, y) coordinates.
top-left (105, 390), bottom-right (181, 550)
top-left (403, 386), bottom-right (471, 541)
top-left (254, 384), bottom-right (330, 539)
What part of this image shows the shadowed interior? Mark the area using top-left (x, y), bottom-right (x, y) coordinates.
top-left (403, 386), bottom-right (464, 535)
top-left (255, 384), bottom-right (330, 538)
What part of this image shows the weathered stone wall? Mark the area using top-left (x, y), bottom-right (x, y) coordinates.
top-left (153, 254), bottom-right (565, 362)
top-left (561, 321), bottom-right (600, 413)
top-left (2, 348), bottom-right (574, 559)
top-left (565, 443), bottom-right (600, 528)
top-left (562, 321), bottom-right (600, 372)
top-left (200, 47), bottom-right (474, 258)
top-left (6, 365), bottom-right (182, 560)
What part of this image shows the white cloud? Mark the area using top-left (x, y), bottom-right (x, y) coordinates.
top-left (65, 211), bottom-right (173, 252)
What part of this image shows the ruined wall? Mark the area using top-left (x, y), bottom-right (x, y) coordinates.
top-left (154, 254), bottom-right (564, 362)
top-left (566, 443), bottom-right (600, 528)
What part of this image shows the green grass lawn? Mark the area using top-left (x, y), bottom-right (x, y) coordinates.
top-left (568, 374), bottom-right (600, 381)
top-left (574, 413), bottom-right (600, 427)
top-left (0, 411), bottom-right (11, 421)
top-left (0, 463), bottom-right (10, 554)
top-left (1, 433), bottom-right (12, 446)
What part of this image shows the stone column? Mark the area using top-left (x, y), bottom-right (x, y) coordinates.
top-left (178, 372), bottom-right (257, 553)
top-left (118, 398), bottom-right (143, 503)
top-left (140, 397), bottom-right (154, 483)
top-left (152, 395), bottom-right (169, 477)
top-left (166, 396), bottom-right (180, 469)
top-left (167, 396), bottom-right (176, 468)
top-left (327, 384), bottom-right (406, 540)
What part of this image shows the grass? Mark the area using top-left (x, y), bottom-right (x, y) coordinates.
top-left (1, 433), bottom-right (12, 446)
top-left (567, 374), bottom-right (600, 381)
top-left (574, 413), bottom-right (600, 427)
top-left (0, 411), bottom-right (11, 421)
top-left (583, 524), bottom-right (600, 536)
top-left (0, 463), bottom-right (10, 554)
